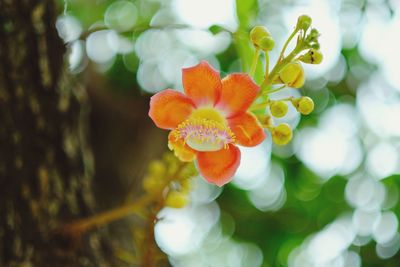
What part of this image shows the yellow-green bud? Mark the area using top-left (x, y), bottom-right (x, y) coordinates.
top-left (148, 160), bottom-right (166, 177)
top-left (258, 36), bottom-right (275, 51)
top-left (279, 61), bottom-right (305, 88)
top-left (142, 175), bottom-right (162, 195)
top-left (299, 49), bottom-right (323, 64)
top-left (297, 15), bottom-right (312, 31)
top-left (270, 101), bottom-right (288, 118)
top-left (250, 26), bottom-right (272, 49)
top-left (307, 28), bottom-right (320, 43)
top-left (165, 191), bottom-right (188, 208)
top-left (272, 123), bottom-right (293, 145)
top-left (296, 96), bottom-right (314, 115)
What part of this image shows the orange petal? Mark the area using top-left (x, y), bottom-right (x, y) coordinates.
top-left (228, 112), bottom-right (266, 147)
top-left (168, 131), bottom-right (197, 162)
top-left (216, 74), bottom-right (260, 118)
top-left (182, 61), bottom-right (222, 106)
top-left (197, 144), bottom-right (241, 186)
top-left (149, 89), bottom-right (195, 130)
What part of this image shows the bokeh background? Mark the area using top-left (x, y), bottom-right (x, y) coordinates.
top-left (57, 0), bottom-right (400, 266)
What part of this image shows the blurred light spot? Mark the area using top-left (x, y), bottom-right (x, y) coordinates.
top-left (135, 30), bottom-right (175, 61)
top-left (340, 3), bottom-right (362, 49)
top-left (105, 1), bottom-right (138, 32)
top-left (190, 176), bottom-right (223, 204)
top-left (56, 15), bottom-right (82, 43)
top-left (295, 104), bottom-right (362, 179)
top-left (107, 31), bottom-right (134, 54)
top-left (366, 142), bottom-right (399, 179)
top-left (86, 30), bottom-right (116, 63)
top-left (352, 235), bottom-right (371, 247)
top-left (173, 0), bottom-right (237, 30)
top-left (352, 208), bottom-right (381, 236)
top-left (359, 11), bottom-right (400, 90)
top-left (233, 139), bottom-right (271, 190)
top-left (177, 30), bottom-right (232, 55)
top-left (376, 233), bottom-right (400, 259)
top-left (342, 251), bottom-right (361, 267)
top-left (159, 49), bottom-right (196, 85)
top-left (372, 211), bottom-right (398, 244)
top-left (137, 60), bottom-right (168, 93)
top-left (68, 40), bottom-right (86, 72)
top-left (247, 162), bottom-right (286, 211)
top-left (324, 54), bottom-right (347, 83)
top-left (155, 203), bottom-right (220, 256)
top-left (345, 175), bottom-right (386, 210)
top-left (357, 80), bottom-right (400, 138)
top-left (307, 216), bottom-right (355, 264)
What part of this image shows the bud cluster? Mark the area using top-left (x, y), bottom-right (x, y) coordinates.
top-left (248, 15), bottom-right (321, 146)
top-left (142, 153), bottom-right (197, 209)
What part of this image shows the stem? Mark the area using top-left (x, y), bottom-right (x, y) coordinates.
top-left (249, 48), bottom-right (260, 77)
top-left (264, 52), bottom-right (270, 84)
top-left (63, 161), bottom-right (191, 235)
top-left (277, 28), bottom-right (299, 63)
top-left (265, 85), bottom-right (286, 94)
top-left (63, 194), bottom-right (153, 235)
top-left (261, 44), bottom-right (304, 91)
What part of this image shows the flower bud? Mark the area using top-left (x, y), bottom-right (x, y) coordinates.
top-left (299, 49), bottom-right (323, 64)
top-left (307, 28), bottom-right (320, 43)
top-left (295, 96), bottom-right (314, 115)
top-left (270, 101), bottom-right (288, 118)
top-left (297, 15), bottom-right (312, 31)
top-left (250, 26), bottom-right (273, 49)
top-left (279, 61), bottom-right (305, 88)
top-left (165, 191), bottom-right (188, 208)
top-left (258, 36), bottom-right (275, 51)
top-left (148, 160), bottom-right (166, 177)
top-left (272, 123), bottom-right (293, 145)
top-left (142, 175), bottom-right (162, 195)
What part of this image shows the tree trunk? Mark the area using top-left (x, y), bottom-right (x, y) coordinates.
top-left (0, 0), bottom-right (114, 266)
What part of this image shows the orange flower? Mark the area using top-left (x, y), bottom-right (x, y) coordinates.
top-left (149, 61), bottom-right (266, 186)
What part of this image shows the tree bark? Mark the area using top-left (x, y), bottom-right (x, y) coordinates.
top-left (0, 0), bottom-right (114, 266)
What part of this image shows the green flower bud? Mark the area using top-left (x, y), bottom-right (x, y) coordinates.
top-left (258, 36), bottom-right (275, 51)
top-left (297, 15), bottom-right (312, 31)
top-left (299, 49), bottom-right (323, 64)
top-left (165, 191), bottom-right (188, 208)
top-left (295, 96), bottom-right (314, 115)
top-left (270, 101), bottom-right (288, 118)
top-left (148, 160), bottom-right (166, 177)
top-left (142, 175), bottom-right (162, 195)
top-left (307, 28), bottom-right (320, 43)
top-left (272, 123), bottom-right (293, 145)
top-left (279, 61), bottom-right (305, 88)
top-left (250, 26), bottom-right (273, 49)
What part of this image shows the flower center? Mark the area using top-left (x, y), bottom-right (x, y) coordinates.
top-left (176, 108), bottom-right (235, 152)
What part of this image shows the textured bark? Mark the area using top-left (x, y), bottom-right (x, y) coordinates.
top-left (0, 0), bottom-right (113, 266)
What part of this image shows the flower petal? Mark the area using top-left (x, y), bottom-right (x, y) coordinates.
top-left (197, 144), bottom-right (241, 186)
top-left (168, 131), bottom-right (197, 162)
top-left (228, 112), bottom-right (266, 147)
top-left (149, 89), bottom-right (195, 129)
top-left (216, 73), bottom-right (260, 118)
top-left (182, 61), bottom-right (222, 106)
